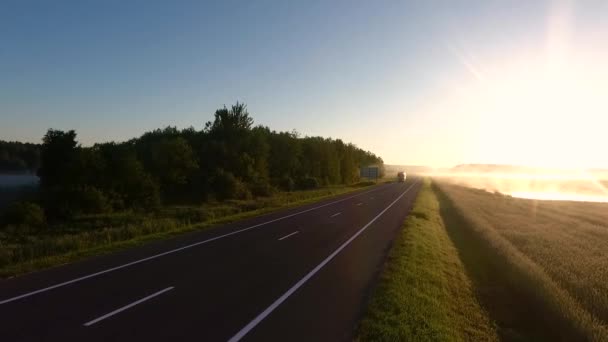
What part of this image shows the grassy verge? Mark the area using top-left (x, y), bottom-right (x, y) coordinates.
top-left (0, 182), bottom-right (377, 278)
top-left (357, 179), bottom-right (498, 341)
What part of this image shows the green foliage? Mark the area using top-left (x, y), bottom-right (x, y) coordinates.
top-left (0, 181), bottom-right (373, 277)
top-left (211, 170), bottom-right (241, 201)
top-left (38, 129), bottom-right (78, 188)
top-left (33, 103), bottom-right (383, 216)
top-left (154, 138), bottom-right (198, 185)
top-left (43, 186), bottom-right (112, 218)
top-left (0, 141), bottom-right (40, 173)
top-left (278, 175), bottom-right (295, 192)
top-left (206, 102), bottom-right (254, 135)
top-left (2, 201), bottom-right (46, 229)
top-left (233, 178), bottom-right (252, 200)
top-left (73, 186), bottom-right (112, 214)
top-left (297, 176), bottom-right (319, 190)
top-left (249, 178), bottom-right (275, 197)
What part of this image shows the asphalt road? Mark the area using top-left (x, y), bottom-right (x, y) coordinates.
top-left (0, 178), bottom-right (421, 342)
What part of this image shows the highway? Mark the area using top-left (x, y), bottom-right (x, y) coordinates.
top-left (0, 178), bottom-right (421, 341)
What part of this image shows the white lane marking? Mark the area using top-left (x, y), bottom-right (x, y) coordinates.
top-left (278, 231), bottom-right (299, 241)
top-left (330, 212), bottom-right (342, 218)
top-left (0, 185), bottom-right (390, 305)
top-left (83, 287), bottom-right (174, 327)
top-left (356, 202), bottom-right (363, 206)
top-left (227, 180), bottom-right (419, 342)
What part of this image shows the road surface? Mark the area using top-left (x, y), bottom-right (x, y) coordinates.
top-left (0, 178), bottom-right (421, 341)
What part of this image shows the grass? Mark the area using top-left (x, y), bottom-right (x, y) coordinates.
top-left (435, 181), bottom-right (608, 341)
top-left (0, 183), bottom-right (377, 278)
top-left (357, 179), bottom-right (498, 341)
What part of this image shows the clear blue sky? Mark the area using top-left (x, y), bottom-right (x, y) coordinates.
top-left (2, 1), bottom-right (607, 167)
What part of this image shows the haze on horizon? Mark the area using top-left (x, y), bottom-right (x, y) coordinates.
top-left (1, 1), bottom-right (607, 169)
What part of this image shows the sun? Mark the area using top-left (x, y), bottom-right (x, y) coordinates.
top-left (441, 2), bottom-right (608, 170)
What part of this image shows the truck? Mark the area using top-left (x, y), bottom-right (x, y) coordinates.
top-left (397, 171), bottom-right (406, 182)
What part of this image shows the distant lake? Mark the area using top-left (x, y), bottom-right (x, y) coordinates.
top-left (0, 174), bottom-right (39, 187)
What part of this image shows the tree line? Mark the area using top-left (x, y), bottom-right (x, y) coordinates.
top-left (36, 103), bottom-right (384, 218)
top-left (0, 141), bottom-right (40, 174)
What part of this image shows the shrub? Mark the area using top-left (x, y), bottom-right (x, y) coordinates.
top-left (278, 175), bottom-right (295, 192)
top-left (126, 174), bottom-right (161, 210)
top-left (2, 201), bottom-right (46, 229)
top-left (322, 176), bottom-right (330, 186)
top-left (249, 179), bottom-right (274, 197)
top-left (42, 186), bottom-right (112, 218)
top-left (104, 190), bottom-right (126, 211)
top-left (212, 169), bottom-right (252, 200)
top-left (77, 187), bottom-right (112, 214)
top-left (297, 176), bottom-right (319, 190)
top-left (234, 179), bottom-right (252, 200)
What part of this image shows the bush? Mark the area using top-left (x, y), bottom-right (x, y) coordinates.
top-left (278, 175), bottom-right (295, 192)
top-left (77, 187), bottom-right (112, 214)
top-left (126, 174), bottom-right (161, 210)
top-left (249, 179), bottom-right (274, 197)
top-left (2, 201), bottom-right (46, 229)
top-left (297, 176), bottom-right (319, 190)
top-left (42, 186), bottom-right (112, 218)
top-left (212, 170), bottom-right (236, 200)
top-left (104, 190), bottom-right (126, 211)
top-left (212, 170), bottom-right (251, 200)
top-left (234, 179), bottom-right (252, 200)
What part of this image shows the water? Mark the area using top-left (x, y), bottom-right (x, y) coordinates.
top-left (0, 174), bottom-right (39, 188)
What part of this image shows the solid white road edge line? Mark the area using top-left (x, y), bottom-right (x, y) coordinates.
top-left (83, 287), bottom-right (174, 327)
top-left (330, 212), bottom-right (341, 218)
top-left (356, 202), bottom-right (363, 206)
top-left (227, 180), bottom-right (419, 342)
top-left (278, 231), bottom-right (299, 241)
top-left (0, 184), bottom-right (390, 305)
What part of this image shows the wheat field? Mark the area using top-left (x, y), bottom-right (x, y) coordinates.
top-left (436, 181), bottom-right (608, 340)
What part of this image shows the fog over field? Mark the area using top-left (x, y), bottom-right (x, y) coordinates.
top-left (0, 174), bottom-right (39, 188)
top-left (425, 165), bottom-right (608, 203)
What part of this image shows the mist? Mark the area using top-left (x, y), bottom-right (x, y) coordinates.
top-left (424, 165), bottom-right (608, 203)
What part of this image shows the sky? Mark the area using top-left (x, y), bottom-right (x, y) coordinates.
top-left (1, 0), bottom-right (607, 168)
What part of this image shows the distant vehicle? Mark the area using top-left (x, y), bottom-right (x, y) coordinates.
top-left (397, 171), bottom-right (406, 182)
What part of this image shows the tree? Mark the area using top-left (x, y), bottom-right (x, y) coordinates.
top-left (38, 129), bottom-right (78, 188)
top-left (148, 137), bottom-right (199, 188)
top-left (206, 102), bottom-right (254, 136)
top-left (0, 140), bottom-right (40, 173)
top-left (23, 102), bottom-right (385, 215)
top-left (96, 143), bottom-right (160, 209)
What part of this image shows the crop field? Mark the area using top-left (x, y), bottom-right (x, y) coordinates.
top-left (435, 181), bottom-right (608, 340)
